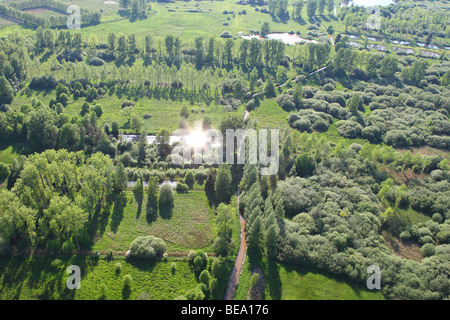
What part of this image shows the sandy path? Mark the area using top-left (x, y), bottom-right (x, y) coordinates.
top-left (224, 192), bottom-right (247, 300)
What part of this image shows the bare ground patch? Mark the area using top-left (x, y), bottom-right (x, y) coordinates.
top-left (387, 168), bottom-right (427, 184)
top-left (382, 231), bottom-right (423, 262)
top-left (397, 146), bottom-right (450, 159)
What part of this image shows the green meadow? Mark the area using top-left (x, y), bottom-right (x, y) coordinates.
top-left (0, 254), bottom-right (198, 300)
top-left (234, 258), bottom-right (385, 300)
top-left (92, 189), bottom-right (217, 252)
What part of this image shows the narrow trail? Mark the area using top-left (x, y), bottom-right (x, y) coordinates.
top-left (224, 190), bottom-right (247, 300)
top-left (312, 15), bottom-right (336, 49)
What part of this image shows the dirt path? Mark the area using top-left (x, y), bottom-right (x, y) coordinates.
top-left (224, 191), bottom-right (247, 300)
top-left (313, 16), bottom-right (335, 49)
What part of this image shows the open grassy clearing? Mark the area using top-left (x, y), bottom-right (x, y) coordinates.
top-left (234, 257), bottom-right (385, 300)
top-left (12, 89), bottom-right (245, 134)
top-left (73, 1), bottom-right (324, 42)
top-left (0, 254), bottom-right (198, 300)
top-left (0, 141), bottom-right (31, 164)
top-left (62, 0), bottom-right (120, 20)
top-left (92, 189), bottom-right (216, 252)
top-left (272, 262), bottom-right (385, 300)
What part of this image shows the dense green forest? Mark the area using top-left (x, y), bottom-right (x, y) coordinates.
top-left (0, 0), bottom-right (449, 301)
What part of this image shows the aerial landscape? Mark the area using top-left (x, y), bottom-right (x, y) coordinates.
top-left (0, 0), bottom-right (449, 304)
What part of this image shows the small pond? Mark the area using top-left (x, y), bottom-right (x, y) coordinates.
top-left (240, 33), bottom-right (318, 45)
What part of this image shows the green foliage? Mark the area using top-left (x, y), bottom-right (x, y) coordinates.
top-left (261, 22), bottom-right (270, 37)
top-left (127, 235), bottom-right (167, 259)
top-left (159, 183), bottom-right (174, 215)
top-left (0, 75), bottom-right (14, 106)
top-left (185, 170), bottom-right (195, 189)
top-left (295, 153), bottom-right (315, 177)
top-left (214, 164), bottom-right (232, 204)
top-left (0, 162), bottom-right (9, 181)
top-left (199, 269), bottom-right (211, 286)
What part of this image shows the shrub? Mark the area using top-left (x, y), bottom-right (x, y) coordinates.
top-left (191, 250), bottom-right (207, 273)
top-left (176, 182), bottom-right (189, 193)
top-left (199, 270), bottom-right (211, 286)
top-left (220, 32), bottom-right (233, 38)
top-left (185, 170), bottom-right (195, 189)
top-left (384, 130), bottom-right (410, 147)
top-left (122, 100), bottom-right (135, 108)
top-left (420, 243), bottom-right (436, 257)
top-left (123, 274), bottom-right (132, 287)
top-left (29, 74), bottom-right (57, 90)
top-left (294, 119), bottom-right (312, 133)
top-left (400, 231), bottom-right (411, 241)
top-left (336, 120), bottom-right (363, 139)
top-left (276, 94), bottom-right (296, 111)
top-left (287, 113), bottom-right (299, 125)
top-left (50, 259), bottom-right (63, 269)
top-left (115, 262), bottom-right (122, 273)
top-left (127, 235), bottom-right (167, 259)
top-left (432, 213), bottom-right (443, 223)
top-left (0, 162), bottom-right (10, 181)
top-left (89, 57), bottom-right (105, 66)
top-left (323, 83), bottom-right (335, 91)
top-left (362, 126), bottom-right (383, 143)
top-left (93, 105), bottom-right (103, 118)
top-left (195, 170), bottom-right (206, 185)
top-left (313, 119), bottom-right (329, 132)
top-left (159, 183), bottom-right (175, 209)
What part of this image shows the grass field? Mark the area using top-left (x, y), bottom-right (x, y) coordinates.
top-left (73, 1), bottom-right (324, 42)
top-left (0, 141), bottom-right (32, 164)
top-left (12, 87), bottom-right (246, 135)
top-left (92, 189), bottom-right (217, 252)
top-left (274, 263), bottom-right (385, 300)
top-left (234, 258), bottom-right (385, 300)
top-left (0, 254), bottom-right (198, 300)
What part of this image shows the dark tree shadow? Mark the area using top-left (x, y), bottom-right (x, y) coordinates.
top-left (159, 202), bottom-right (174, 219)
top-left (266, 260), bottom-right (282, 300)
top-left (146, 199), bottom-right (158, 223)
top-left (39, 51), bottom-right (53, 63)
top-left (126, 256), bottom-right (159, 272)
top-left (110, 193), bottom-right (127, 233)
top-left (96, 197), bottom-right (113, 236)
top-left (329, 15), bottom-right (339, 21)
top-left (126, 56), bottom-right (136, 67)
top-left (134, 193), bottom-right (143, 220)
top-left (246, 250), bottom-right (282, 300)
top-left (122, 285), bottom-right (131, 300)
top-left (319, 14), bottom-right (331, 23)
top-left (293, 16), bottom-right (307, 25)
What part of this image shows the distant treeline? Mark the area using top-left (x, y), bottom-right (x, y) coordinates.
top-left (0, 0), bottom-right (100, 27)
